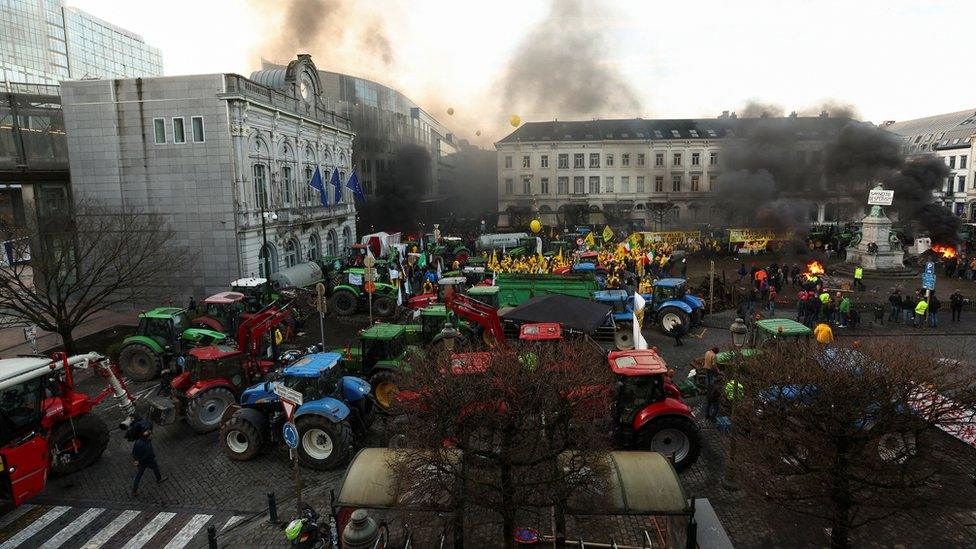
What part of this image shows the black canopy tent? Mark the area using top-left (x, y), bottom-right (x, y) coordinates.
top-left (500, 294), bottom-right (613, 336)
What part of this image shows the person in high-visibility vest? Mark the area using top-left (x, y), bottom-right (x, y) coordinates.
top-left (725, 379), bottom-right (744, 401)
top-left (853, 265), bottom-right (865, 291)
top-left (913, 297), bottom-right (929, 328)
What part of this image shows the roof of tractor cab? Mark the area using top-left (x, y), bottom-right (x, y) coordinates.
top-left (420, 305), bottom-right (448, 317)
top-left (361, 324), bottom-right (406, 339)
top-left (572, 263), bottom-right (597, 272)
top-left (756, 318), bottom-right (812, 336)
top-left (231, 277), bottom-right (267, 287)
top-left (579, 251), bottom-right (600, 259)
top-left (594, 289), bottom-right (629, 302)
top-left (142, 307), bottom-right (185, 319)
top-left (439, 276), bottom-right (467, 286)
top-left (203, 291), bottom-right (246, 305)
top-left (283, 352), bottom-right (343, 377)
top-left (0, 356), bottom-right (55, 384)
top-left (654, 278), bottom-right (686, 288)
top-left (467, 285), bottom-right (498, 295)
top-left (608, 349), bottom-right (668, 377)
top-left (189, 345), bottom-right (242, 360)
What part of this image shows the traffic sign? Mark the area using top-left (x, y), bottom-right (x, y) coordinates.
top-left (922, 261), bottom-right (936, 290)
top-left (273, 382), bottom-right (304, 406)
top-left (282, 422), bottom-right (299, 449)
top-left (364, 281), bottom-right (376, 294)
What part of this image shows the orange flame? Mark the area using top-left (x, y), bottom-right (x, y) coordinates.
top-left (806, 260), bottom-right (825, 275)
top-left (931, 244), bottom-right (956, 259)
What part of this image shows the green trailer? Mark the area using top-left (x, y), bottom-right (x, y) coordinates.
top-left (716, 318), bottom-right (812, 367)
top-left (494, 273), bottom-right (602, 308)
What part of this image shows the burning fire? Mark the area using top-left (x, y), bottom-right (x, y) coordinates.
top-left (806, 260), bottom-right (825, 275)
top-left (931, 244), bottom-right (957, 259)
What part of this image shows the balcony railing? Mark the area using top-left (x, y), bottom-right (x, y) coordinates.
top-left (222, 75), bottom-right (352, 132)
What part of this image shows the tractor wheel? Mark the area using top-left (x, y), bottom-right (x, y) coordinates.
top-left (369, 370), bottom-right (399, 409)
top-left (118, 343), bottom-right (162, 382)
top-left (637, 416), bottom-right (701, 472)
top-left (614, 321), bottom-right (635, 350)
top-left (330, 290), bottom-right (358, 316)
top-left (49, 413), bottom-right (110, 476)
top-left (296, 415), bottom-right (352, 470)
top-left (656, 307), bottom-right (690, 335)
top-left (220, 415), bottom-right (263, 461)
top-left (186, 388), bottom-right (236, 433)
top-left (372, 295), bottom-right (396, 318)
top-left (691, 309), bottom-right (703, 328)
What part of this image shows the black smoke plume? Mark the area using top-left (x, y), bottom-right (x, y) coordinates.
top-left (884, 156), bottom-right (960, 243)
top-left (823, 123), bottom-right (903, 191)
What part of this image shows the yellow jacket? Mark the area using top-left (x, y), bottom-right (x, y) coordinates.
top-left (814, 323), bottom-right (834, 343)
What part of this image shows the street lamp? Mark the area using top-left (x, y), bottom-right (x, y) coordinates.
top-left (729, 317), bottom-right (748, 349)
top-left (439, 322), bottom-right (459, 353)
top-left (260, 207), bottom-right (278, 305)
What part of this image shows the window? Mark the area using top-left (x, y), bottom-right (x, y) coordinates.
top-left (284, 239), bottom-right (299, 268)
top-left (949, 156), bottom-right (956, 169)
top-left (505, 178), bottom-right (514, 194)
top-left (636, 176), bottom-right (645, 193)
top-left (574, 154), bottom-right (585, 168)
top-left (522, 176), bottom-right (532, 194)
top-left (691, 174), bottom-right (700, 191)
top-left (558, 176), bottom-right (569, 194)
top-left (253, 164), bottom-right (268, 209)
top-left (961, 155), bottom-right (968, 169)
top-left (637, 153), bottom-right (645, 167)
top-left (691, 153), bottom-right (700, 166)
top-left (959, 176), bottom-right (967, 193)
top-left (304, 166), bottom-right (315, 201)
top-left (541, 177), bottom-right (549, 194)
top-left (709, 152), bottom-right (718, 166)
top-left (606, 176), bottom-right (614, 192)
top-left (589, 153), bottom-right (600, 168)
top-left (504, 156), bottom-right (512, 168)
top-left (282, 165), bottom-right (293, 204)
top-left (672, 153), bottom-right (681, 166)
top-left (522, 155), bottom-right (531, 169)
top-left (153, 118), bottom-right (165, 144)
top-left (709, 175), bottom-right (717, 191)
top-left (589, 176), bottom-right (600, 194)
top-left (621, 176), bottom-right (630, 192)
top-left (671, 130), bottom-right (680, 138)
top-left (622, 153), bottom-right (630, 167)
top-left (573, 176), bottom-right (585, 194)
top-left (308, 234), bottom-right (320, 260)
top-left (172, 117), bottom-right (185, 144)
top-left (191, 116), bottom-right (204, 142)
top-left (655, 153), bottom-right (664, 167)
top-left (558, 154), bottom-right (569, 169)
top-left (540, 155), bottom-right (549, 168)
top-left (654, 176), bottom-right (664, 192)
top-left (606, 154), bottom-right (614, 167)
top-left (672, 175), bottom-right (682, 192)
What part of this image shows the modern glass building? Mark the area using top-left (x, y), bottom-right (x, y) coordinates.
top-left (0, 0), bottom-right (162, 88)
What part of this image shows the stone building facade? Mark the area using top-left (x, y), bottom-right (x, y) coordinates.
top-left (61, 55), bottom-right (356, 301)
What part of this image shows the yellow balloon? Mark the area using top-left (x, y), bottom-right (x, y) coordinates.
top-left (447, 107), bottom-right (455, 116)
top-left (509, 114), bottom-right (521, 127)
top-left (530, 219), bottom-right (542, 233)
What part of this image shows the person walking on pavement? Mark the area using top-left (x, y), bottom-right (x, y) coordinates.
top-left (838, 293), bottom-right (851, 327)
top-left (701, 346), bottom-right (720, 389)
top-left (736, 263), bottom-right (748, 285)
top-left (928, 293), bottom-right (941, 328)
top-left (913, 296), bottom-right (929, 328)
top-left (131, 424), bottom-right (166, 497)
top-left (705, 372), bottom-right (725, 422)
top-left (950, 289), bottom-right (966, 322)
top-left (853, 265), bottom-right (865, 291)
top-left (670, 322), bottom-right (686, 346)
top-left (888, 289), bottom-right (903, 323)
top-left (767, 285), bottom-right (777, 316)
top-left (905, 292), bottom-right (918, 325)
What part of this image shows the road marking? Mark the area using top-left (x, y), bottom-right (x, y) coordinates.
top-left (81, 509), bottom-right (139, 548)
top-left (220, 515), bottom-right (245, 531)
top-left (120, 512), bottom-right (176, 549)
top-left (0, 506), bottom-right (70, 549)
top-left (0, 505), bottom-right (33, 532)
top-left (162, 514), bottom-right (211, 549)
top-left (39, 507), bottom-right (105, 549)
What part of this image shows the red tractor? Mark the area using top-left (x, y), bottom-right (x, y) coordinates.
top-left (148, 307), bottom-right (294, 433)
top-left (0, 352), bottom-right (137, 507)
top-left (190, 291), bottom-right (249, 334)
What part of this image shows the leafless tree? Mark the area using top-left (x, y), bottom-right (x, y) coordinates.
top-left (388, 340), bottom-right (616, 548)
top-left (0, 200), bottom-right (190, 353)
top-left (728, 341), bottom-right (976, 549)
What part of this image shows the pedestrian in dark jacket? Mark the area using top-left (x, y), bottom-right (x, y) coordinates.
top-left (888, 290), bottom-right (903, 323)
top-left (929, 294), bottom-right (941, 328)
top-left (670, 322), bottom-right (686, 346)
top-left (131, 426), bottom-right (166, 497)
top-left (706, 373), bottom-right (724, 421)
top-left (950, 290), bottom-right (966, 322)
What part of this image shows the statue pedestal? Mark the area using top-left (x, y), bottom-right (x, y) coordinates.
top-left (846, 213), bottom-right (905, 270)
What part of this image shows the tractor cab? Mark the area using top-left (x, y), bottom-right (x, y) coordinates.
top-left (652, 279), bottom-right (686, 303)
top-left (593, 290), bottom-right (631, 321)
top-left (136, 307), bottom-right (219, 352)
top-left (359, 324), bottom-right (408, 374)
top-left (609, 350), bottom-right (670, 426)
top-left (183, 345), bottom-right (252, 388)
top-left (276, 352), bottom-right (345, 402)
top-left (195, 291), bottom-right (247, 334)
top-left (466, 285), bottom-right (499, 310)
top-left (0, 359), bottom-right (48, 447)
top-left (347, 244), bottom-right (369, 267)
top-left (231, 278), bottom-right (272, 311)
top-left (418, 305), bottom-right (453, 343)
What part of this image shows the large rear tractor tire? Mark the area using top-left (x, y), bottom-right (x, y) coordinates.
top-left (49, 413), bottom-right (110, 476)
top-left (118, 343), bottom-right (162, 382)
top-left (371, 295), bottom-right (396, 318)
top-left (186, 388), bottom-right (236, 433)
top-left (369, 370), bottom-right (399, 409)
top-left (656, 307), bottom-right (690, 335)
top-left (220, 415), bottom-right (263, 462)
top-left (614, 321), bottom-right (635, 350)
top-left (330, 290), bottom-right (359, 317)
top-left (296, 415), bottom-right (352, 470)
top-left (637, 416), bottom-right (701, 472)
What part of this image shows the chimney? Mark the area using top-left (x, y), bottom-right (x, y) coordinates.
top-left (719, 110), bottom-right (730, 119)
top-left (789, 111), bottom-right (798, 119)
top-left (819, 110), bottom-right (829, 118)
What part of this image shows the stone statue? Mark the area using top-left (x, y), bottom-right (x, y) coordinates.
top-left (868, 183), bottom-right (886, 218)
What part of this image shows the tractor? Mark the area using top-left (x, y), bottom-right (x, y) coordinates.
top-left (648, 278), bottom-right (705, 334)
top-left (407, 275), bottom-right (469, 310)
top-left (231, 277), bottom-right (280, 311)
top-left (219, 352), bottom-right (373, 470)
top-left (0, 352), bottom-right (137, 507)
top-left (147, 307), bottom-right (296, 433)
top-left (118, 307), bottom-right (227, 382)
top-left (332, 324), bottom-right (413, 409)
top-left (592, 289), bottom-right (651, 350)
top-left (328, 267), bottom-right (399, 318)
top-left (191, 291), bottom-right (248, 334)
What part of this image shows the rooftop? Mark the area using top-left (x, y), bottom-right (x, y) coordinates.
top-left (883, 109), bottom-right (976, 152)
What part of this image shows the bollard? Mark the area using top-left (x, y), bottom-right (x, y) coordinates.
top-left (267, 492), bottom-right (278, 524)
top-left (207, 525), bottom-right (217, 549)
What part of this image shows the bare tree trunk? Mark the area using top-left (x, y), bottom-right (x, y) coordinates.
top-left (58, 328), bottom-right (76, 355)
top-left (830, 441), bottom-right (852, 549)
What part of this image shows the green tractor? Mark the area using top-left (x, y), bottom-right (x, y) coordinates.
top-left (332, 324), bottom-right (416, 408)
top-left (328, 267), bottom-right (399, 317)
top-left (118, 307), bottom-right (227, 382)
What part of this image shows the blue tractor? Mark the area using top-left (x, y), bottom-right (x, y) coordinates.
top-left (218, 352), bottom-right (373, 470)
top-left (650, 278), bottom-right (705, 334)
top-left (592, 289), bottom-right (649, 350)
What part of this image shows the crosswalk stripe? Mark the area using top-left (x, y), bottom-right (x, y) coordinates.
top-left (40, 508), bottom-right (105, 549)
top-left (0, 505), bottom-right (33, 532)
top-left (220, 515), bottom-right (245, 532)
top-left (0, 506), bottom-right (70, 549)
top-left (120, 512), bottom-right (176, 549)
top-left (81, 509), bottom-right (140, 548)
top-left (162, 514), bottom-right (211, 549)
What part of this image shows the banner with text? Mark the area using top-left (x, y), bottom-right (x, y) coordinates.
top-left (727, 229), bottom-right (794, 243)
top-left (639, 231), bottom-right (701, 246)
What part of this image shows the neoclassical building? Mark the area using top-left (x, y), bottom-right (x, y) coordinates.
top-left (62, 55), bottom-right (356, 301)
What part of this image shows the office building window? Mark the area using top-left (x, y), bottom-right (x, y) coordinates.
top-left (606, 176), bottom-right (614, 193)
top-left (253, 164), bottom-right (268, 209)
top-left (959, 176), bottom-right (967, 193)
top-left (961, 155), bottom-right (968, 169)
top-left (522, 176), bottom-right (532, 194)
top-left (573, 176), bottom-right (585, 194)
top-left (282, 165), bottom-right (293, 204)
top-left (691, 174), bottom-right (700, 191)
top-left (621, 176), bottom-right (630, 192)
top-left (191, 116), bottom-right (205, 142)
top-left (558, 176), bottom-right (569, 194)
top-left (672, 175), bottom-right (682, 192)
top-left (541, 177), bottom-right (549, 194)
top-left (153, 118), bottom-right (165, 144)
top-left (589, 153), bottom-right (600, 168)
top-left (949, 156), bottom-right (956, 169)
top-left (622, 153), bottom-right (630, 166)
top-left (505, 178), bottom-right (514, 194)
top-left (691, 153), bottom-right (700, 166)
top-left (709, 175), bottom-right (718, 191)
top-left (636, 176), bottom-right (645, 193)
top-left (672, 153), bottom-right (681, 166)
top-left (505, 156), bottom-right (513, 168)
top-left (589, 176), bottom-right (600, 194)
top-left (522, 156), bottom-right (531, 169)
top-left (574, 154), bottom-right (585, 168)
top-left (540, 155), bottom-right (549, 168)
top-left (172, 117), bottom-right (185, 144)
top-left (606, 154), bottom-right (614, 167)
top-left (558, 154), bottom-right (569, 169)
top-left (655, 176), bottom-right (664, 192)
top-left (709, 152), bottom-right (718, 166)
top-left (655, 153), bottom-right (664, 167)
top-left (637, 153), bottom-right (645, 167)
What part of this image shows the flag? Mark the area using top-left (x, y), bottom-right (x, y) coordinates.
top-left (329, 168), bottom-right (343, 204)
top-left (308, 166), bottom-right (328, 206)
top-left (602, 225), bottom-right (614, 242)
top-left (346, 170), bottom-right (367, 203)
top-left (633, 292), bottom-right (649, 350)
top-left (584, 232), bottom-right (595, 248)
